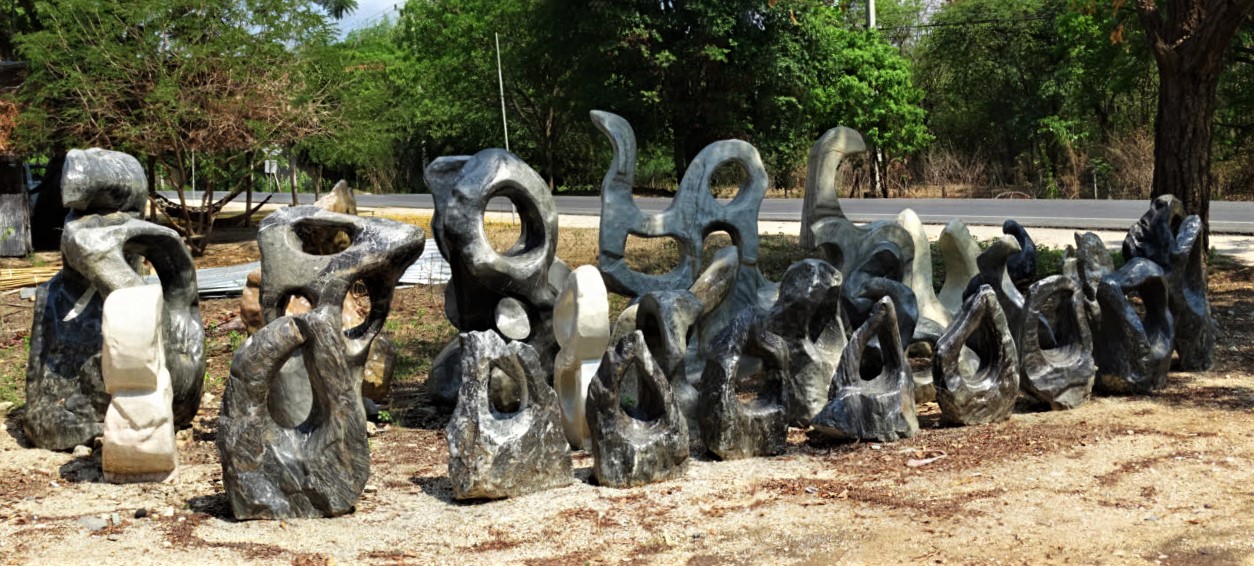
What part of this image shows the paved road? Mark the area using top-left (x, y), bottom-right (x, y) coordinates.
top-left (166, 191), bottom-right (1254, 234)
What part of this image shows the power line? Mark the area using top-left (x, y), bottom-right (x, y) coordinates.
top-left (880, 14), bottom-right (1051, 33)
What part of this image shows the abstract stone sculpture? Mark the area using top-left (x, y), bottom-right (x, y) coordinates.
top-left (101, 285), bottom-right (177, 483)
top-left (964, 235), bottom-right (1026, 332)
top-left (698, 310), bottom-right (789, 460)
top-left (552, 265), bottom-right (611, 449)
top-left (1093, 258), bottom-right (1175, 393)
top-left (898, 209), bottom-right (951, 339)
top-left (933, 286), bottom-right (1019, 426)
top-left (1069, 232), bottom-right (1113, 330)
top-left (763, 259), bottom-right (846, 426)
top-left (1003, 220), bottom-right (1038, 287)
top-left (25, 148), bottom-right (204, 451)
top-left (218, 206), bottom-right (424, 519)
top-left (937, 219), bottom-right (981, 317)
top-left (800, 126), bottom-right (866, 249)
top-left (591, 110), bottom-right (771, 354)
top-left (425, 150), bottom-right (562, 406)
top-left (1018, 275), bottom-right (1095, 410)
top-left (1122, 195), bottom-right (1217, 370)
top-left (586, 331), bottom-right (690, 488)
top-left (447, 331), bottom-right (573, 499)
top-left (812, 298), bottom-right (918, 442)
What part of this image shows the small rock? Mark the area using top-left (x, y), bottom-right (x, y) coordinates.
top-left (134, 508), bottom-right (149, 519)
top-left (0, 401), bottom-right (14, 418)
top-left (162, 507), bottom-right (175, 517)
top-left (107, 534), bottom-right (120, 542)
top-left (72, 445), bottom-right (92, 458)
top-left (366, 421), bottom-right (379, 437)
top-left (77, 516), bottom-right (109, 531)
top-left (202, 393), bottom-right (215, 406)
top-left (110, 512), bottom-right (121, 525)
top-left (1230, 346), bottom-right (1239, 352)
top-left (363, 484), bottom-right (378, 494)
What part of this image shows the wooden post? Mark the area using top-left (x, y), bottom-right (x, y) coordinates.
top-left (146, 155), bottom-right (157, 221)
top-left (288, 148), bottom-right (298, 206)
top-left (245, 151), bottom-right (254, 227)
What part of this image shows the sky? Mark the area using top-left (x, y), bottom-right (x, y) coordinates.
top-left (335, 0), bottom-right (401, 38)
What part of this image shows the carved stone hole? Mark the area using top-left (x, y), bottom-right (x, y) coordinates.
top-left (933, 286), bottom-right (1019, 426)
top-left (1019, 275), bottom-right (1095, 410)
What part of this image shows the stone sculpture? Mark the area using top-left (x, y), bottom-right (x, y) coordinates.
top-left (963, 235), bottom-right (1026, 332)
top-left (1003, 220), bottom-right (1038, 287)
top-left (447, 332), bottom-right (573, 499)
top-left (586, 331), bottom-right (690, 488)
top-left (763, 259), bottom-right (846, 426)
top-left (101, 285), bottom-right (178, 483)
top-left (424, 150), bottom-right (562, 406)
top-left (933, 286), bottom-right (1019, 426)
top-left (698, 310), bottom-right (789, 460)
top-left (217, 206), bottom-right (424, 519)
top-left (1017, 275), bottom-right (1095, 410)
top-left (1122, 195), bottom-right (1217, 370)
top-left (898, 209), bottom-right (951, 340)
top-left (1068, 232), bottom-right (1112, 330)
top-left (238, 180), bottom-right (394, 404)
top-left (1093, 258), bottom-right (1175, 393)
top-left (552, 265), bottom-right (611, 449)
top-left (812, 298), bottom-right (918, 442)
top-left (937, 219), bottom-right (981, 317)
top-left (25, 148), bottom-right (204, 451)
top-left (800, 126), bottom-right (866, 249)
top-left (591, 110), bottom-right (772, 354)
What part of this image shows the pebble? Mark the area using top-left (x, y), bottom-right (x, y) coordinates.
top-left (134, 508), bottom-right (149, 519)
top-left (162, 507), bottom-right (175, 517)
top-left (0, 401), bottom-right (13, 418)
top-left (110, 512), bottom-right (122, 526)
top-left (72, 445), bottom-right (92, 459)
top-left (366, 422), bottom-right (379, 437)
top-left (364, 484), bottom-right (378, 494)
top-left (77, 516), bottom-right (109, 531)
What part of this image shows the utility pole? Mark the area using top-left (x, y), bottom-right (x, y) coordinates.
top-left (867, 0), bottom-right (876, 29)
top-left (495, 32), bottom-right (510, 152)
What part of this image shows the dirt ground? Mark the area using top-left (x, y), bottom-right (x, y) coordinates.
top-left (1, 225), bottom-right (1254, 565)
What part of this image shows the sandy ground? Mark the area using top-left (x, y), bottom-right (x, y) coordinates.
top-left (1, 202), bottom-right (1252, 565)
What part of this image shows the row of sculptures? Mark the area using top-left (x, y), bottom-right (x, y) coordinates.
top-left (21, 112), bottom-right (1217, 520)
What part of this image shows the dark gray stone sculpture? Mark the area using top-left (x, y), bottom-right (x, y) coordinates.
top-left (964, 235), bottom-right (1026, 333)
top-left (698, 310), bottom-right (789, 460)
top-left (1122, 195), bottom-right (1217, 370)
top-left (1003, 220), bottom-right (1038, 287)
top-left (838, 245), bottom-right (920, 346)
top-left (763, 259), bottom-right (846, 426)
top-left (591, 110), bottom-right (772, 354)
top-left (25, 149), bottom-right (204, 451)
top-left (218, 206), bottom-right (424, 519)
top-left (812, 298), bottom-right (918, 442)
top-left (1069, 232), bottom-right (1113, 331)
top-left (800, 126), bottom-right (865, 249)
top-left (424, 150), bottom-right (562, 406)
top-left (933, 286), bottom-right (1019, 426)
top-left (1093, 258), bottom-right (1175, 394)
top-left (634, 289), bottom-right (704, 413)
top-left (1018, 275), bottom-right (1095, 410)
top-left (446, 331), bottom-right (573, 499)
top-left (587, 331), bottom-right (689, 488)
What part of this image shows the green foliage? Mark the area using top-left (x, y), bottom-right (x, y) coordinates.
top-left (377, 409), bottom-right (393, 424)
top-left (228, 330), bottom-right (245, 352)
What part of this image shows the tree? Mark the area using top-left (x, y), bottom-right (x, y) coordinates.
top-left (1130, 0), bottom-right (1254, 239)
top-left (16, 0), bottom-right (344, 254)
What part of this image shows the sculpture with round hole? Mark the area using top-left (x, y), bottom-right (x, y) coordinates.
top-left (423, 150), bottom-right (563, 407)
top-left (812, 298), bottom-right (918, 442)
top-left (934, 286), bottom-right (1020, 426)
top-left (1122, 195), bottom-right (1217, 371)
top-left (698, 310), bottom-right (789, 460)
top-left (591, 110), bottom-right (772, 355)
top-left (447, 331), bottom-right (573, 500)
top-left (586, 331), bottom-right (690, 488)
top-left (1003, 220), bottom-right (1039, 287)
top-left (1018, 275), bottom-right (1095, 410)
top-left (217, 206), bottom-right (424, 519)
top-left (1093, 258), bottom-right (1175, 394)
top-left (25, 148), bottom-right (205, 451)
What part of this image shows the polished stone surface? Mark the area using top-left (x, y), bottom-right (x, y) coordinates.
top-left (1003, 220), bottom-right (1038, 287)
top-left (425, 150), bottom-right (562, 406)
top-left (812, 298), bottom-right (918, 442)
top-left (1018, 275), bottom-right (1095, 410)
top-left (553, 266), bottom-right (611, 449)
top-left (800, 126), bottom-right (866, 249)
top-left (1093, 258), bottom-right (1175, 394)
top-left (447, 331), bottom-right (573, 500)
top-left (763, 259), bottom-right (845, 426)
top-left (937, 219), bottom-right (981, 317)
top-left (1122, 195), bottom-right (1217, 370)
top-left (933, 286), bottom-right (1019, 426)
top-left (25, 149), bottom-right (204, 451)
top-left (586, 331), bottom-right (689, 488)
top-left (698, 310), bottom-right (788, 460)
top-left (218, 207), bottom-right (424, 519)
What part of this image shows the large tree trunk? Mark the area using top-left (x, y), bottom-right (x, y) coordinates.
top-left (1136, 0), bottom-right (1254, 248)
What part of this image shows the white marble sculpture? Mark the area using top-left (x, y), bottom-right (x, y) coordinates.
top-left (937, 219), bottom-right (981, 317)
top-left (553, 265), bottom-right (611, 449)
top-left (101, 284), bottom-right (178, 483)
top-left (897, 208), bottom-right (951, 337)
